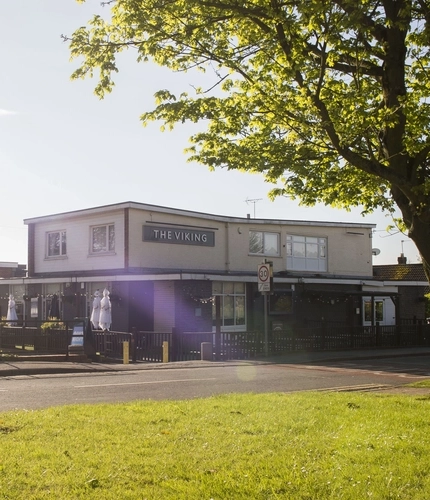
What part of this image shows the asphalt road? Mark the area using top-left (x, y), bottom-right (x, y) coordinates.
top-left (1, 355), bottom-right (429, 412)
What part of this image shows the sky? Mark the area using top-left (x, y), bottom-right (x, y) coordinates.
top-left (0, 0), bottom-right (420, 267)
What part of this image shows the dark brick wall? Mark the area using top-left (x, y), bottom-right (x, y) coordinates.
top-left (0, 265), bottom-right (26, 278)
top-left (398, 286), bottom-right (427, 320)
top-left (0, 267), bottom-right (15, 278)
top-left (175, 280), bottom-right (212, 332)
top-left (128, 281), bottom-right (154, 332)
top-left (0, 285), bottom-right (9, 319)
top-left (27, 223), bottom-right (35, 276)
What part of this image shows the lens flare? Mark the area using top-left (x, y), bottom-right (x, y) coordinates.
top-left (236, 364), bottom-right (257, 382)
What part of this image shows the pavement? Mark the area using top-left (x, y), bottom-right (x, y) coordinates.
top-left (1, 347), bottom-right (430, 378)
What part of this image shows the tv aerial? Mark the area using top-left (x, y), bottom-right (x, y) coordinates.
top-left (245, 198), bottom-right (262, 218)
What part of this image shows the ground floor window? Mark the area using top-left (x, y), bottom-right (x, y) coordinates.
top-left (10, 285), bottom-right (25, 323)
top-left (44, 284), bottom-right (62, 320)
top-left (212, 282), bottom-right (246, 331)
top-left (269, 289), bottom-right (294, 315)
top-left (364, 299), bottom-right (384, 323)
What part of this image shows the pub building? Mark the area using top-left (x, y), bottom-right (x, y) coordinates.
top-left (0, 201), bottom-right (426, 333)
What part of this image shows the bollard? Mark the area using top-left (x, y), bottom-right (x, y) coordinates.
top-left (123, 341), bottom-right (130, 364)
top-left (201, 342), bottom-right (213, 361)
top-left (162, 341), bottom-right (169, 363)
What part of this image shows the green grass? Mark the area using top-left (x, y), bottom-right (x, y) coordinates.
top-left (1, 392), bottom-right (430, 499)
top-left (408, 379), bottom-right (430, 388)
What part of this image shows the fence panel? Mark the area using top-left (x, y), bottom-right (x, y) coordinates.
top-left (0, 321), bottom-right (74, 354)
top-left (3, 321), bottom-right (430, 362)
top-left (134, 332), bottom-right (172, 363)
top-left (242, 331), bottom-right (266, 358)
top-left (397, 323), bottom-right (430, 347)
top-left (173, 332), bottom-right (213, 361)
top-left (218, 332), bottom-right (256, 360)
top-left (134, 323), bottom-right (430, 362)
top-left (93, 331), bottom-right (132, 360)
top-left (0, 325), bottom-right (38, 351)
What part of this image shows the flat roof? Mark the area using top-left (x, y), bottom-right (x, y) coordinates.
top-left (24, 201), bottom-right (376, 229)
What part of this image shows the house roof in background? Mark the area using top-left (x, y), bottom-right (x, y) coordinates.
top-left (373, 263), bottom-right (427, 282)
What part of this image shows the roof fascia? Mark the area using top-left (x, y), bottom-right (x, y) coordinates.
top-left (23, 201), bottom-right (376, 230)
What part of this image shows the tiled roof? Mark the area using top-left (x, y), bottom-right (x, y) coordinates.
top-left (373, 263), bottom-right (427, 282)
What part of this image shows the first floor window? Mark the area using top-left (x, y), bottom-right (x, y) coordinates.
top-left (249, 231), bottom-right (280, 256)
top-left (47, 230), bottom-right (67, 257)
top-left (91, 224), bottom-right (115, 253)
top-left (286, 235), bottom-right (327, 272)
top-left (212, 282), bottom-right (246, 331)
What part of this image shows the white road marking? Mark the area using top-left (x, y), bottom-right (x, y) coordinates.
top-left (317, 383), bottom-right (393, 392)
top-left (289, 363), bottom-right (428, 378)
top-left (74, 377), bottom-right (217, 389)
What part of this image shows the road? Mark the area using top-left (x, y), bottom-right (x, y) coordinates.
top-left (1, 355), bottom-right (429, 412)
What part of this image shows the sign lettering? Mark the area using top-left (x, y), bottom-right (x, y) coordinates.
top-left (143, 225), bottom-right (215, 247)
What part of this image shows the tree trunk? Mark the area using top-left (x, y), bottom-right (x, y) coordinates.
top-left (406, 215), bottom-right (430, 285)
top-left (392, 185), bottom-right (430, 285)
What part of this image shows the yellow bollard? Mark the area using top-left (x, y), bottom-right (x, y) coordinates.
top-left (162, 341), bottom-right (169, 363)
top-left (123, 341), bottom-right (130, 364)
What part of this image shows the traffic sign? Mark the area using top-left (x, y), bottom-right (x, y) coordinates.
top-left (258, 264), bottom-right (269, 282)
top-left (258, 263), bottom-right (271, 292)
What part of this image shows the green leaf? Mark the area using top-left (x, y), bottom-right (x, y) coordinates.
top-left (67, 0), bottom-right (430, 280)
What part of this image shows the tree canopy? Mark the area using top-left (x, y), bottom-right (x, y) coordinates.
top-left (67, 0), bottom-right (430, 280)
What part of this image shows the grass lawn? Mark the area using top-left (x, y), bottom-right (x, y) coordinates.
top-left (409, 379), bottom-right (430, 388)
top-left (1, 391), bottom-right (430, 499)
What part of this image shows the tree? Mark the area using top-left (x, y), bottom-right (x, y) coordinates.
top-left (67, 0), bottom-right (430, 282)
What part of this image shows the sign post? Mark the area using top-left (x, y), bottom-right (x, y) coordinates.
top-left (258, 261), bottom-right (273, 355)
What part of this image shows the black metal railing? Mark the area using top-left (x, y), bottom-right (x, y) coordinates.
top-left (92, 331), bottom-right (132, 359)
top-left (2, 321), bottom-right (430, 362)
top-left (0, 320), bottom-right (84, 356)
top-left (135, 331), bottom-right (172, 362)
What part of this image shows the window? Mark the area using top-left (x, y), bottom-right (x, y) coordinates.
top-left (269, 290), bottom-right (293, 315)
top-left (364, 299), bottom-right (384, 323)
top-left (286, 235), bottom-right (327, 272)
top-left (43, 284), bottom-right (62, 320)
top-left (91, 224), bottom-right (115, 254)
top-left (212, 282), bottom-right (246, 331)
top-left (249, 231), bottom-right (279, 256)
top-left (30, 297), bottom-right (39, 318)
top-left (47, 231), bottom-right (67, 257)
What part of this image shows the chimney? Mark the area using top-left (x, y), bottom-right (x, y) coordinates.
top-left (397, 253), bottom-right (407, 265)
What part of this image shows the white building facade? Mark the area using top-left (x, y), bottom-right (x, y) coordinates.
top-left (1, 201), bottom-right (408, 332)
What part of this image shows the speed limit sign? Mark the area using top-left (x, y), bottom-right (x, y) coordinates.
top-left (258, 263), bottom-right (272, 292)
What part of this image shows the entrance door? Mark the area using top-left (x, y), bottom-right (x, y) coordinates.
top-left (15, 301), bottom-right (24, 324)
top-left (362, 297), bottom-right (395, 326)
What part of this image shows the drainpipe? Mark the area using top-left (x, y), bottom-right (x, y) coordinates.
top-left (225, 222), bottom-right (230, 272)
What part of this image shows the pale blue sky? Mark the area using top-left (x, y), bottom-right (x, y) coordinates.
top-left (0, 0), bottom-right (419, 266)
